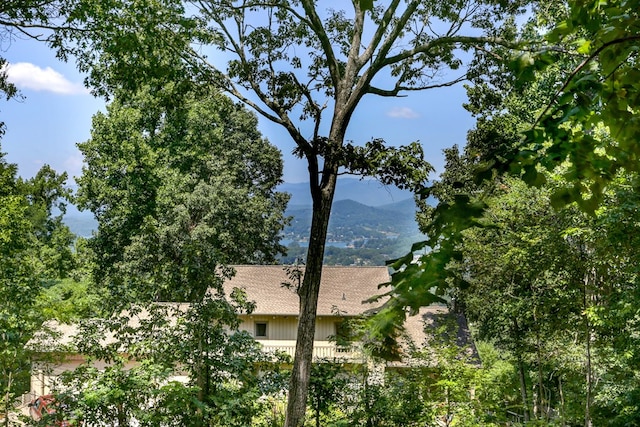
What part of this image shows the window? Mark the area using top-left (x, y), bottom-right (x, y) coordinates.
top-left (255, 322), bottom-right (268, 338)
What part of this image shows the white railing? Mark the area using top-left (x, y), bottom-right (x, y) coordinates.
top-left (258, 340), bottom-right (363, 361)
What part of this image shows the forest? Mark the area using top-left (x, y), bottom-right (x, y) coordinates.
top-left (1, 0), bottom-right (639, 426)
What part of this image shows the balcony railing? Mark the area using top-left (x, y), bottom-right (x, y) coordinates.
top-left (257, 340), bottom-right (364, 362)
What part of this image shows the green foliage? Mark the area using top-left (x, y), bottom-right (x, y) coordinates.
top-left (49, 293), bottom-right (288, 427)
top-left (400, 165), bottom-right (640, 424)
top-left (507, 0), bottom-right (640, 211)
top-left (376, 6), bottom-right (640, 423)
top-left (307, 361), bottom-right (348, 427)
top-left (342, 140), bottom-right (431, 193)
top-left (36, 278), bottom-right (100, 322)
top-left (0, 148), bottom-right (78, 421)
top-left (0, 194), bottom-right (39, 419)
top-left (55, 1), bottom-right (534, 424)
top-left (75, 86), bottom-right (289, 304)
top-left (344, 323), bottom-right (489, 426)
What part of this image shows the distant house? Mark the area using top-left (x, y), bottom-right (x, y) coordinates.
top-left (227, 265), bottom-right (391, 361)
top-left (27, 265), bottom-right (474, 400)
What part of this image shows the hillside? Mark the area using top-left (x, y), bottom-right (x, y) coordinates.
top-left (283, 198), bottom-right (418, 243)
top-left (63, 180), bottom-right (425, 265)
top-left (280, 197), bottom-right (423, 266)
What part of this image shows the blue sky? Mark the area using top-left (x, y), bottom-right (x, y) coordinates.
top-left (2, 34), bottom-right (476, 186)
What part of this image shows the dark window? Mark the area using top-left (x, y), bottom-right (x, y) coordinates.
top-left (255, 322), bottom-right (268, 338)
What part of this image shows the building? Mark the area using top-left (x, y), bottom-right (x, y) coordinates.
top-left (228, 265), bottom-right (391, 361)
top-left (27, 265), bottom-right (470, 401)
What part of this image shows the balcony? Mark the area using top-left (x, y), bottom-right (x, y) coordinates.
top-left (256, 340), bottom-right (364, 362)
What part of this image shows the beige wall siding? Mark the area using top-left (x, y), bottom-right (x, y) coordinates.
top-left (238, 315), bottom-right (343, 341)
top-left (30, 356), bottom-right (138, 397)
top-left (239, 315), bottom-right (298, 340)
top-left (315, 317), bottom-right (341, 341)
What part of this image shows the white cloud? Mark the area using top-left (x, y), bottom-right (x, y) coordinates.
top-left (4, 62), bottom-right (88, 95)
top-left (386, 106), bottom-right (420, 119)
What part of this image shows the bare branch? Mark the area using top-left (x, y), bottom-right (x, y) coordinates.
top-left (300, 0), bottom-right (341, 91)
top-left (383, 35), bottom-right (521, 67)
top-left (372, 0), bottom-right (421, 70)
top-left (345, 0), bottom-right (365, 74)
top-left (368, 74), bottom-right (466, 97)
top-left (357, 0), bottom-right (402, 67)
top-left (343, 1), bottom-right (420, 118)
top-left (220, 1), bottom-right (310, 25)
top-left (203, 12), bottom-right (289, 123)
top-left (0, 20), bottom-right (88, 36)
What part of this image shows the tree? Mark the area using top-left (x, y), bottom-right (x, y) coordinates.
top-left (455, 176), bottom-right (589, 422)
top-left (398, 6), bottom-right (640, 415)
top-left (49, 292), bottom-right (285, 427)
top-left (18, 165), bottom-right (76, 281)
top-left (307, 361), bottom-right (347, 427)
top-left (75, 85), bottom-right (288, 305)
top-left (59, 2), bottom-right (531, 423)
top-left (0, 148), bottom-right (75, 426)
top-left (0, 192), bottom-right (38, 427)
top-left (379, 0), bottom-right (640, 299)
top-left (509, 0), bottom-right (640, 212)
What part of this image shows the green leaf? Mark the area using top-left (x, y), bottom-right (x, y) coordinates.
top-left (576, 38), bottom-right (592, 54)
top-left (359, 0), bottom-right (374, 11)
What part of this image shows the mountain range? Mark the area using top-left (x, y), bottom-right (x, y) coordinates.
top-left (63, 178), bottom-right (423, 242)
top-left (283, 198), bottom-right (419, 244)
top-left (280, 178), bottom-right (413, 207)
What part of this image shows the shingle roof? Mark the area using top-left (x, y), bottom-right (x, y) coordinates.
top-left (223, 265), bottom-right (391, 316)
top-left (400, 306), bottom-right (480, 366)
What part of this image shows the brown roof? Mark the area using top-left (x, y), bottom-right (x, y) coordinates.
top-left (223, 265), bottom-right (391, 316)
top-left (402, 305), bottom-right (450, 347)
top-left (400, 306), bottom-right (480, 366)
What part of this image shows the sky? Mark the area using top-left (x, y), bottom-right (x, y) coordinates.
top-left (1, 30), bottom-right (476, 188)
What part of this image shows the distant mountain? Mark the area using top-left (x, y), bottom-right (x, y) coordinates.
top-left (280, 197), bottom-right (425, 265)
top-left (279, 177), bottom-right (412, 207)
top-left (377, 197), bottom-right (419, 213)
top-left (283, 197), bottom-right (419, 242)
top-left (60, 203), bottom-right (97, 238)
top-left (64, 214), bottom-right (98, 238)
top-left (62, 179), bottom-right (423, 242)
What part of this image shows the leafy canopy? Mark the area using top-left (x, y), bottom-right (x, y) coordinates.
top-left (75, 85), bottom-right (289, 305)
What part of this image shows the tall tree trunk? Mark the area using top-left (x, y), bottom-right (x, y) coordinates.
top-left (513, 317), bottom-right (530, 422)
top-left (583, 271), bottom-right (593, 427)
top-left (535, 325), bottom-right (544, 420)
top-left (284, 169), bottom-right (337, 427)
top-left (3, 371), bottom-right (11, 427)
top-left (195, 327), bottom-right (209, 427)
top-left (558, 376), bottom-right (566, 427)
top-left (517, 356), bottom-right (530, 422)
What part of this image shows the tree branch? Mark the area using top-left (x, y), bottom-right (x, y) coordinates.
top-left (0, 20), bottom-right (89, 37)
top-left (534, 35), bottom-right (640, 128)
top-left (357, 0), bottom-right (401, 67)
top-left (346, 0), bottom-right (365, 71)
top-left (224, 1), bottom-right (311, 26)
top-left (368, 74), bottom-right (467, 96)
top-left (382, 35), bottom-right (521, 67)
top-left (343, 0), bottom-right (420, 118)
top-left (300, 0), bottom-right (341, 92)
top-left (372, 0), bottom-right (421, 71)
